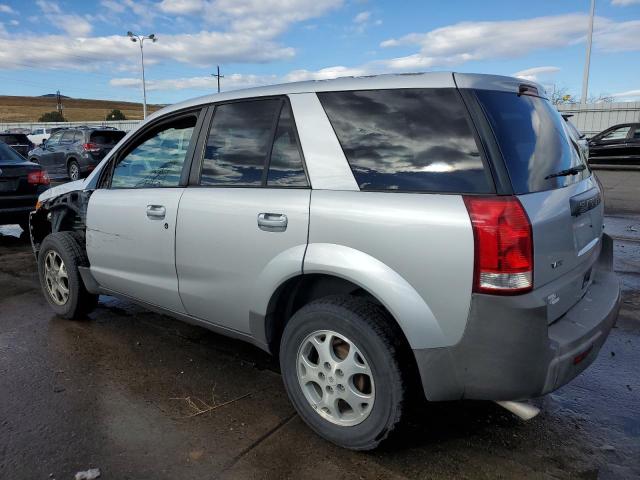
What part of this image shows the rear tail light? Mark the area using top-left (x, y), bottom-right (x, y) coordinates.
top-left (82, 142), bottom-right (100, 153)
top-left (463, 196), bottom-right (533, 294)
top-left (27, 169), bottom-right (50, 185)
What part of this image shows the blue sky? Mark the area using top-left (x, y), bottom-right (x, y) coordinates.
top-left (0, 0), bottom-right (639, 105)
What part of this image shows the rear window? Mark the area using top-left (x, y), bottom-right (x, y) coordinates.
top-left (91, 131), bottom-right (126, 145)
top-left (318, 89), bottom-right (492, 193)
top-left (0, 134), bottom-right (29, 144)
top-left (475, 90), bottom-right (588, 194)
top-left (0, 142), bottom-right (25, 163)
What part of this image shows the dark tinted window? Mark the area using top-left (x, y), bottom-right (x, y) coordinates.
top-left (111, 115), bottom-right (196, 188)
top-left (0, 142), bottom-right (25, 163)
top-left (318, 88), bottom-right (491, 193)
top-left (475, 90), bottom-right (587, 194)
top-left (201, 100), bottom-right (280, 186)
top-left (0, 134), bottom-right (29, 144)
top-left (91, 130), bottom-right (126, 145)
top-left (634, 127), bottom-right (640, 139)
top-left (267, 103), bottom-right (308, 187)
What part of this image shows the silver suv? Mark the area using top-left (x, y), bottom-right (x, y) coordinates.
top-left (30, 73), bottom-right (620, 450)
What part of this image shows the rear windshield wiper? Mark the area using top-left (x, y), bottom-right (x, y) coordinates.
top-left (545, 164), bottom-right (586, 180)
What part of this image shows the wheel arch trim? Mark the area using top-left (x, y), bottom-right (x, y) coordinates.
top-left (250, 243), bottom-right (446, 351)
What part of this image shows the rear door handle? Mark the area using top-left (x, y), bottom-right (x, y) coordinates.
top-left (146, 205), bottom-right (166, 220)
top-left (257, 213), bottom-right (287, 232)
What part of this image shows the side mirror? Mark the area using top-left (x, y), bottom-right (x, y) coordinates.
top-left (40, 140), bottom-right (46, 147)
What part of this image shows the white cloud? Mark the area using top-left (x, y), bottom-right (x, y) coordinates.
top-left (100, 0), bottom-right (126, 13)
top-left (36, 1), bottom-right (93, 37)
top-left (611, 89), bottom-right (640, 100)
top-left (354, 11), bottom-right (371, 23)
top-left (284, 65), bottom-right (368, 82)
top-left (158, 0), bottom-right (203, 14)
top-left (611, 0), bottom-right (640, 5)
top-left (35, 0), bottom-right (61, 14)
top-left (9, 19), bottom-right (19, 26)
top-left (57, 15), bottom-right (93, 36)
top-left (380, 14), bottom-right (640, 71)
top-left (110, 73), bottom-right (277, 91)
top-left (0, 3), bottom-right (16, 14)
top-left (596, 20), bottom-right (640, 52)
top-left (512, 66), bottom-right (561, 82)
top-left (110, 65), bottom-right (370, 92)
top-left (0, 0), bottom-right (343, 70)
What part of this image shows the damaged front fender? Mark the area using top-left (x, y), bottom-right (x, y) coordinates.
top-left (30, 189), bottom-right (94, 258)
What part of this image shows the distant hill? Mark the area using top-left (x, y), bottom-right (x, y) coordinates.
top-left (0, 95), bottom-right (163, 122)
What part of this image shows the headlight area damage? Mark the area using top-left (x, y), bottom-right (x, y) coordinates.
top-left (30, 190), bottom-right (93, 258)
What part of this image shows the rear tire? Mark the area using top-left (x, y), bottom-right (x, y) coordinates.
top-left (280, 295), bottom-right (406, 450)
top-left (67, 160), bottom-right (80, 181)
top-left (38, 232), bottom-right (98, 319)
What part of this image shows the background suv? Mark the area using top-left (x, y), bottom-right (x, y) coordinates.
top-left (28, 127), bottom-right (125, 180)
top-left (29, 73), bottom-right (620, 450)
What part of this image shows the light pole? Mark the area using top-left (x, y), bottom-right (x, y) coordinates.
top-left (581, 0), bottom-right (595, 104)
top-left (127, 31), bottom-right (157, 119)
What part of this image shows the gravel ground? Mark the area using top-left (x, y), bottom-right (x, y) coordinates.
top-left (0, 171), bottom-right (638, 479)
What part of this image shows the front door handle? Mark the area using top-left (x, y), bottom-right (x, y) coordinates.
top-left (146, 205), bottom-right (166, 220)
top-left (257, 213), bottom-right (287, 232)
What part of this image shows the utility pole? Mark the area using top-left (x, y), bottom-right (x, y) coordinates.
top-left (56, 90), bottom-right (63, 116)
top-left (211, 65), bottom-right (224, 93)
top-left (581, 0), bottom-right (595, 104)
top-left (127, 31), bottom-right (157, 119)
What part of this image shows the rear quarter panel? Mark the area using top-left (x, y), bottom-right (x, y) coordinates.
top-left (306, 190), bottom-right (474, 349)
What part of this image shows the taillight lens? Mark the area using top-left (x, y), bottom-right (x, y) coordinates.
top-left (27, 169), bottom-right (50, 185)
top-left (463, 196), bottom-right (533, 294)
top-left (82, 142), bottom-right (100, 153)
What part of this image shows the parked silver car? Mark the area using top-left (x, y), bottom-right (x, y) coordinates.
top-left (30, 73), bottom-right (620, 450)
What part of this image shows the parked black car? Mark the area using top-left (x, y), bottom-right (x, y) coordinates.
top-left (0, 142), bottom-right (49, 231)
top-left (588, 123), bottom-right (640, 165)
top-left (0, 133), bottom-right (35, 158)
top-left (28, 127), bottom-right (126, 180)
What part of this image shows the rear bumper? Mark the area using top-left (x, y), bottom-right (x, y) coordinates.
top-left (0, 196), bottom-right (38, 223)
top-left (414, 233), bottom-right (621, 401)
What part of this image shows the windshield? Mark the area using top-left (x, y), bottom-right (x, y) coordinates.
top-left (475, 90), bottom-right (588, 194)
top-left (0, 142), bottom-right (27, 163)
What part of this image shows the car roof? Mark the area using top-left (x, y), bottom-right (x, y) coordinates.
top-left (147, 71), bottom-right (546, 122)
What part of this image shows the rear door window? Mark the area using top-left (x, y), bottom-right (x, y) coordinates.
top-left (267, 102), bottom-right (308, 187)
top-left (318, 88), bottom-right (492, 193)
top-left (474, 90), bottom-right (588, 194)
top-left (200, 99), bottom-right (281, 186)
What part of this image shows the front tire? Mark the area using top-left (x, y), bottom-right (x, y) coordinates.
top-left (38, 232), bottom-right (98, 319)
top-left (280, 295), bottom-right (406, 450)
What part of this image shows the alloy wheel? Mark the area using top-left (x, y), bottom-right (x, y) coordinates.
top-left (296, 329), bottom-right (375, 426)
top-left (44, 250), bottom-right (69, 305)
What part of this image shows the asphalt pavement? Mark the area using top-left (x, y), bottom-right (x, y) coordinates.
top-left (0, 171), bottom-right (638, 479)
